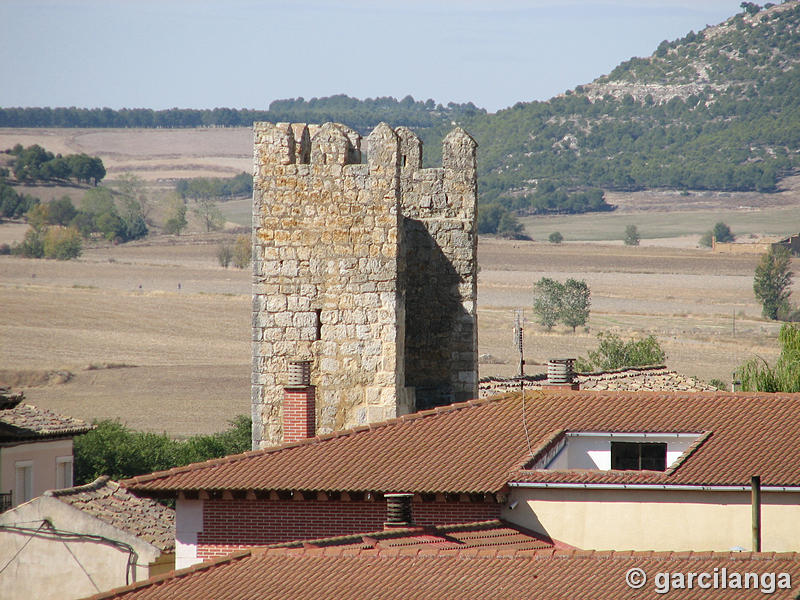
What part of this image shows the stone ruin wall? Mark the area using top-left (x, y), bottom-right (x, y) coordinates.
top-left (252, 121), bottom-right (477, 448)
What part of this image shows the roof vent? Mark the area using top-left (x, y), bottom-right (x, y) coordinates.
top-left (384, 493), bottom-right (414, 529)
top-left (547, 359), bottom-right (574, 384)
top-left (544, 359), bottom-right (579, 390)
top-left (287, 360), bottom-right (311, 387)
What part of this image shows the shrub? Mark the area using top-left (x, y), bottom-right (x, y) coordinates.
top-left (736, 324), bottom-right (800, 392)
top-left (576, 332), bottom-right (665, 372)
top-left (12, 228), bottom-right (44, 258)
top-left (548, 231), bottom-right (563, 244)
top-left (217, 243), bottom-right (232, 268)
top-left (73, 416), bottom-right (252, 484)
top-left (232, 234), bottom-right (251, 269)
top-left (42, 226), bottom-right (82, 260)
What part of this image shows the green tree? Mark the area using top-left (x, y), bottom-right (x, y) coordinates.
top-left (193, 196), bottom-right (224, 232)
top-left (533, 277), bottom-right (564, 331)
top-left (753, 246), bottom-right (793, 320)
top-left (736, 324), bottom-right (800, 392)
top-left (712, 221), bottom-right (735, 243)
top-left (561, 278), bottom-right (591, 333)
top-left (548, 231), bottom-right (563, 244)
top-left (576, 332), bottom-right (666, 372)
top-left (48, 196), bottom-right (78, 226)
top-left (73, 416), bottom-right (252, 484)
top-left (624, 224), bottom-right (640, 246)
top-left (163, 195), bottom-right (188, 235)
top-left (232, 234), bottom-right (251, 269)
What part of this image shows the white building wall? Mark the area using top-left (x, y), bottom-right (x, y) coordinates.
top-left (505, 487), bottom-right (800, 552)
top-left (0, 439), bottom-right (73, 507)
top-left (0, 496), bottom-right (162, 600)
top-left (175, 498), bottom-right (204, 569)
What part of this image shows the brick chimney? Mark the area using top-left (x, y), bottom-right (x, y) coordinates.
top-left (543, 358), bottom-right (579, 390)
top-left (283, 360), bottom-right (315, 443)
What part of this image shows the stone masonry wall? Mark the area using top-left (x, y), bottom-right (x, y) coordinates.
top-left (252, 122), bottom-right (477, 448)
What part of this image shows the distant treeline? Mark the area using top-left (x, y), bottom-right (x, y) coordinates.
top-left (0, 95), bottom-right (485, 133)
top-left (176, 172), bottom-right (252, 200)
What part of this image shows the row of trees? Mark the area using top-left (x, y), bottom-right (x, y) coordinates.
top-left (8, 144), bottom-right (106, 185)
top-left (73, 416), bottom-right (251, 484)
top-left (175, 172), bottom-right (252, 201)
top-left (0, 95), bottom-right (485, 132)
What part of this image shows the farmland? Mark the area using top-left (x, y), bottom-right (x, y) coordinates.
top-left (1, 128), bottom-right (797, 436)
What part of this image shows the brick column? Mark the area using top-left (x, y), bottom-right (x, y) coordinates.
top-left (283, 386), bottom-right (315, 443)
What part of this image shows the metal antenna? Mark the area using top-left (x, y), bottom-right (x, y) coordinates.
top-left (514, 309), bottom-right (525, 378)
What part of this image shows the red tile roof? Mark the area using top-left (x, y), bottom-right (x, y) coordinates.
top-left (85, 548), bottom-right (800, 600)
top-left (123, 391), bottom-right (800, 495)
top-left (0, 403), bottom-right (93, 440)
top-left (46, 476), bottom-right (175, 552)
top-left (270, 520), bottom-right (558, 554)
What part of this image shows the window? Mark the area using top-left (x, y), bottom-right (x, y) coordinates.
top-left (56, 456), bottom-right (73, 489)
top-left (15, 461), bottom-right (33, 505)
top-left (611, 442), bottom-right (667, 471)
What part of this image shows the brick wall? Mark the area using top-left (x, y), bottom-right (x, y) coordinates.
top-left (196, 499), bottom-right (500, 560)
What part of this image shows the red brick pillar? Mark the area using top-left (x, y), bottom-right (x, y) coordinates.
top-left (282, 386), bottom-right (315, 443)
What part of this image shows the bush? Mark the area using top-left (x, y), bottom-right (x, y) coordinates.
top-left (232, 235), bottom-right (251, 269)
top-left (736, 324), bottom-right (800, 392)
top-left (576, 332), bottom-right (665, 372)
top-left (12, 228), bottom-right (44, 258)
top-left (217, 243), bottom-right (233, 268)
top-left (548, 231), bottom-right (563, 244)
top-left (73, 415), bottom-right (252, 484)
top-left (42, 226), bottom-right (82, 259)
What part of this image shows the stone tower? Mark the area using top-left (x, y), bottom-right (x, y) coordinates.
top-left (251, 122), bottom-right (477, 448)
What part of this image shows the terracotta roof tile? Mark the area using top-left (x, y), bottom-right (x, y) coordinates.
top-left (84, 548), bottom-right (800, 600)
top-left (0, 403), bottom-right (93, 440)
top-left (268, 520), bottom-right (557, 555)
top-left (47, 476), bottom-right (175, 551)
top-left (123, 391), bottom-right (800, 495)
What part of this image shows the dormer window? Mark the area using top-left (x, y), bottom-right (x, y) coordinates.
top-left (534, 431), bottom-right (703, 472)
top-left (610, 441), bottom-right (667, 471)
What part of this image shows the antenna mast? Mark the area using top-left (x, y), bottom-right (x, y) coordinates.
top-left (514, 309), bottom-right (525, 378)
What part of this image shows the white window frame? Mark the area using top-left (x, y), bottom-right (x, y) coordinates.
top-left (56, 456), bottom-right (73, 489)
top-left (15, 460), bottom-right (33, 505)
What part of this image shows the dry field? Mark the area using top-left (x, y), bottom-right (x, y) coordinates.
top-left (0, 128), bottom-right (797, 437)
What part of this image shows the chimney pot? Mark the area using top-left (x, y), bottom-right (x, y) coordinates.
top-left (545, 358), bottom-right (579, 390)
top-left (283, 360), bottom-right (315, 443)
top-left (384, 493), bottom-right (414, 529)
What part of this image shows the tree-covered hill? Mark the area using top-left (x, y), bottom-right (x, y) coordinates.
top-left (466, 0), bottom-right (800, 211)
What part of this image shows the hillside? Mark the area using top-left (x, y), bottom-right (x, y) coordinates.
top-left (468, 1), bottom-right (800, 212)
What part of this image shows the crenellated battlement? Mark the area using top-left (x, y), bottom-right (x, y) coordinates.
top-left (251, 122), bottom-right (478, 448)
top-left (254, 121), bottom-right (476, 178)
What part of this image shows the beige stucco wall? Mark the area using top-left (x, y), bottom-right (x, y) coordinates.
top-left (0, 495), bottom-right (164, 600)
top-left (0, 438), bottom-right (73, 507)
top-left (505, 487), bottom-right (800, 552)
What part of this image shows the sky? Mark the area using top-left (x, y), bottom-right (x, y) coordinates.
top-left (0, 0), bottom-right (751, 114)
